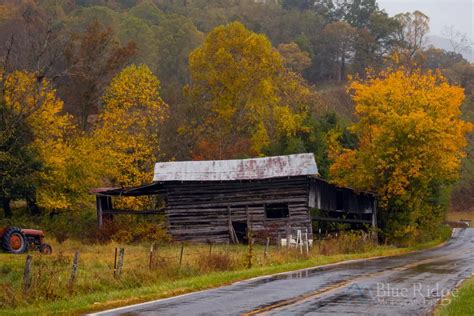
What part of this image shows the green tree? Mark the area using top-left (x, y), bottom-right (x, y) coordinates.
top-left (0, 99), bottom-right (41, 218)
top-left (154, 14), bottom-right (204, 102)
top-left (351, 11), bottom-right (400, 76)
top-left (128, 0), bottom-right (164, 25)
top-left (282, 0), bottom-right (314, 10)
top-left (118, 14), bottom-right (158, 73)
top-left (265, 112), bottom-right (342, 178)
top-left (313, 21), bottom-right (356, 82)
top-left (341, 0), bottom-right (379, 28)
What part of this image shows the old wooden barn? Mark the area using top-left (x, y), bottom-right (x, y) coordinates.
top-left (92, 154), bottom-right (377, 243)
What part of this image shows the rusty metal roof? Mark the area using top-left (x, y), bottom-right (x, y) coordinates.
top-left (153, 153), bottom-right (318, 182)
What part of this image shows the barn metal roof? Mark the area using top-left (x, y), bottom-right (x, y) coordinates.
top-left (153, 153), bottom-right (319, 182)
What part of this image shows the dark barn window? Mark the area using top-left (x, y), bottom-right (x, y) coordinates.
top-left (336, 190), bottom-right (344, 211)
top-left (265, 203), bottom-right (289, 218)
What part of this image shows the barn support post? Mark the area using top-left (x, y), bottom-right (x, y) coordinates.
top-left (286, 220), bottom-right (291, 250)
top-left (104, 196), bottom-right (114, 222)
top-left (371, 199), bottom-right (378, 242)
top-left (96, 196), bottom-right (103, 228)
top-left (245, 205), bottom-right (250, 228)
top-left (106, 196), bottom-right (112, 209)
top-left (228, 206), bottom-right (235, 244)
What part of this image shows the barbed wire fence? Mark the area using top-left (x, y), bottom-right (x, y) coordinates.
top-left (19, 228), bottom-right (316, 298)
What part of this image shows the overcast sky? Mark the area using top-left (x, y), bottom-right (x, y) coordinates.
top-left (378, 0), bottom-right (473, 40)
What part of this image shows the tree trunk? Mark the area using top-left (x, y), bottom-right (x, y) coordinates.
top-left (340, 46), bottom-right (346, 82)
top-left (2, 198), bottom-right (12, 218)
top-left (27, 197), bottom-right (41, 216)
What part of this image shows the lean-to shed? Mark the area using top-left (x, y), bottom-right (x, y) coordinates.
top-left (92, 154), bottom-right (377, 243)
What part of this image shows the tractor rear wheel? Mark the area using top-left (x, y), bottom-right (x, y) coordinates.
top-left (39, 243), bottom-right (52, 255)
top-left (1, 227), bottom-right (28, 254)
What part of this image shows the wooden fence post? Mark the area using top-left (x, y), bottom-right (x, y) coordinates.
top-left (247, 215), bottom-right (253, 269)
top-left (318, 227), bottom-right (322, 253)
top-left (68, 251), bottom-right (80, 293)
top-left (286, 221), bottom-right (291, 250)
top-left (304, 231), bottom-right (309, 256)
top-left (208, 242), bottom-right (213, 258)
top-left (149, 243), bottom-right (155, 270)
top-left (116, 248), bottom-right (125, 277)
top-left (264, 237), bottom-right (270, 260)
top-left (23, 255), bottom-right (32, 295)
top-left (113, 247), bottom-right (118, 277)
top-left (179, 243), bottom-right (184, 267)
top-left (298, 230), bottom-right (303, 254)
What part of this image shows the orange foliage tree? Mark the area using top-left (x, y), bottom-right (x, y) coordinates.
top-left (329, 68), bottom-right (472, 244)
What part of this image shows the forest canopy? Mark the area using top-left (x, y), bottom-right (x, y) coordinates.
top-left (0, 0), bottom-right (473, 243)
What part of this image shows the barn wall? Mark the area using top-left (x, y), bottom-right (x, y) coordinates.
top-left (94, 176), bottom-right (377, 242)
top-left (309, 178), bottom-right (374, 214)
top-left (163, 176), bottom-right (313, 243)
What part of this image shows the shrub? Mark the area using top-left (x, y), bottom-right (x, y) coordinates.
top-left (82, 217), bottom-right (170, 244)
top-left (320, 231), bottom-right (377, 256)
top-left (196, 252), bottom-right (236, 272)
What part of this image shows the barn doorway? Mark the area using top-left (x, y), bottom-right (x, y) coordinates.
top-left (232, 222), bottom-right (248, 244)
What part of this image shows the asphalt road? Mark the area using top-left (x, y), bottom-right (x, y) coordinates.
top-left (92, 228), bottom-right (474, 316)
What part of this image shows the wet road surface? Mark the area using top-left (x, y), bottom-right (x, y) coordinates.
top-left (92, 228), bottom-right (474, 316)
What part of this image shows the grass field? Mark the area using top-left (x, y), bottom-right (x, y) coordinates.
top-left (435, 276), bottom-right (474, 316)
top-left (0, 229), bottom-right (451, 316)
top-left (446, 210), bottom-right (474, 223)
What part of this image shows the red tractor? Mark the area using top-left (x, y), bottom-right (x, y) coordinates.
top-left (0, 226), bottom-right (52, 254)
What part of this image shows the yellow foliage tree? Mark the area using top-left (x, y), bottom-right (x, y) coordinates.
top-left (2, 71), bottom-right (101, 212)
top-left (329, 68), bottom-right (472, 243)
top-left (185, 22), bottom-right (313, 159)
top-left (94, 64), bottom-right (167, 207)
top-left (277, 42), bottom-right (312, 74)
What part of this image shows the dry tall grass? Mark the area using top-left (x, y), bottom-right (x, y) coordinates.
top-left (0, 232), bottom-right (381, 310)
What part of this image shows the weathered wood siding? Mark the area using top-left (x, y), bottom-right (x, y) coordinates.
top-left (309, 178), bottom-right (374, 214)
top-left (163, 176), bottom-right (313, 243)
top-left (93, 174), bottom-right (377, 242)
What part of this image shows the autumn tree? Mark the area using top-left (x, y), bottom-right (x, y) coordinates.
top-left (94, 64), bottom-right (167, 205)
top-left (442, 25), bottom-right (472, 56)
top-left (0, 2), bottom-right (67, 79)
top-left (185, 22), bottom-right (314, 160)
top-left (315, 21), bottom-right (356, 82)
top-left (62, 20), bottom-right (137, 130)
top-left (277, 42), bottom-right (312, 74)
top-left (392, 11), bottom-right (430, 66)
top-left (329, 69), bottom-right (472, 243)
top-left (0, 70), bottom-right (103, 217)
